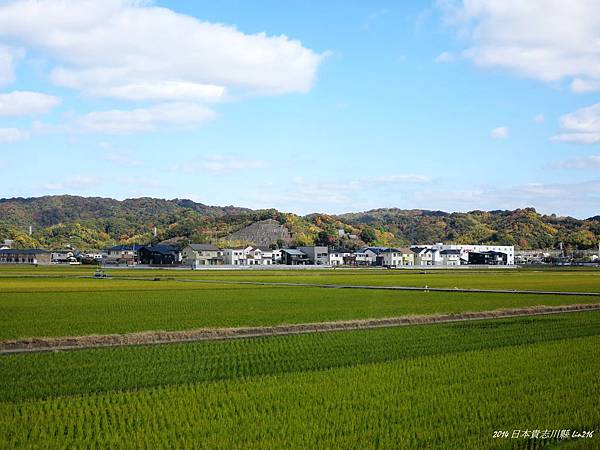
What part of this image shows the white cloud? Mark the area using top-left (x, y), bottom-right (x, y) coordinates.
top-left (571, 78), bottom-right (600, 93)
top-left (491, 126), bottom-right (508, 139)
top-left (176, 155), bottom-right (266, 175)
top-left (262, 174), bottom-right (431, 210)
top-left (77, 102), bottom-right (216, 134)
top-left (0, 0), bottom-right (327, 101)
top-left (0, 91), bottom-right (60, 117)
top-left (272, 178), bottom-right (359, 206)
top-left (44, 175), bottom-right (101, 191)
top-left (82, 81), bottom-right (226, 102)
top-left (375, 174), bottom-right (430, 183)
top-left (0, 45), bottom-right (23, 87)
top-left (434, 51), bottom-right (456, 63)
top-left (534, 113), bottom-right (544, 124)
top-left (0, 127), bottom-right (28, 143)
top-left (552, 155), bottom-right (600, 170)
top-left (440, 0), bottom-right (600, 92)
top-left (552, 103), bottom-right (600, 144)
top-left (413, 179), bottom-right (600, 217)
top-left (102, 151), bottom-right (143, 167)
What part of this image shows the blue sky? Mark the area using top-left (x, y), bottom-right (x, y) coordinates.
top-left (0, 0), bottom-right (599, 218)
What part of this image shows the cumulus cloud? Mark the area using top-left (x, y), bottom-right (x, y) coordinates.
top-left (552, 103), bottom-right (600, 144)
top-left (0, 127), bottom-right (28, 143)
top-left (534, 113), bottom-right (544, 124)
top-left (571, 78), bottom-right (600, 93)
top-left (0, 0), bottom-right (327, 101)
top-left (552, 155), bottom-right (600, 170)
top-left (0, 91), bottom-right (60, 117)
top-left (77, 102), bottom-right (216, 134)
top-left (491, 126), bottom-right (508, 139)
top-left (439, 0), bottom-right (600, 92)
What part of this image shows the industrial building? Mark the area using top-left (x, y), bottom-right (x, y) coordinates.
top-left (411, 243), bottom-right (514, 266)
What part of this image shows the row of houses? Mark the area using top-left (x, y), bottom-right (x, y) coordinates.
top-left (98, 242), bottom-right (515, 267)
top-left (0, 239), bottom-right (516, 267)
top-left (102, 244), bottom-right (327, 267)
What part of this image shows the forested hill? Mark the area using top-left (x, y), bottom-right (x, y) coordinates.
top-left (0, 195), bottom-right (598, 251)
top-left (336, 208), bottom-right (600, 250)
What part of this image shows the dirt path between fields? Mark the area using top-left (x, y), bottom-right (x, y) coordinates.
top-left (2, 303), bottom-right (599, 355)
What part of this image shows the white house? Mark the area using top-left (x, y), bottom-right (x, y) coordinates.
top-left (223, 248), bottom-right (248, 265)
top-left (258, 247), bottom-right (276, 264)
top-left (329, 248), bottom-right (352, 266)
top-left (271, 249), bottom-right (282, 264)
top-left (246, 247), bottom-right (274, 265)
top-left (222, 246), bottom-right (275, 265)
top-left (79, 251), bottom-right (103, 262)
top-left (352, 251), bottom-right (371, 265)
top-left (411, 247), bottom-right (441, 266)
top-left (439, 249), bottom-right (461, 266)
top-left (381, 248), bottom-right (402, 267)
top-left (51, 250), bottom-right (76, 263)
top-left (362, 248), bottom-right (383, 265)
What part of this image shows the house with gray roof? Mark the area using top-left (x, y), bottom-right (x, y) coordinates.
top-left (182, 244), bottom-right (223, 267)
top-left (0, 248), bottom-right (51, 265)
top-left (281, 248), bottom-right (310, 265)
top-left (102, 244), bottom-right (140, 265)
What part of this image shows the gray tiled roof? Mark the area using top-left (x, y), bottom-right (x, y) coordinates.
top-left (189, 244), bottom-right (219, 251)
top-left (0, 248), bottom-right (50, 254)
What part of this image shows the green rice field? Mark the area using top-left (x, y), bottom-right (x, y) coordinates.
top-left (1, 265), bottom-right (598, 448)
top-left (1, 264), bottom-right (599, 291)
top-left (1, 312), bottom-right (598, 449)
top-left (1, 273), bottom-right (599, 340)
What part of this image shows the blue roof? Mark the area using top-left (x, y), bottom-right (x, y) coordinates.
top-left (139, 245), bottom-right (178, 255)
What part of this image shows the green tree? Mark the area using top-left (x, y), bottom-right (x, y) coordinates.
top-left (360, 227), bottom-right (377, 244)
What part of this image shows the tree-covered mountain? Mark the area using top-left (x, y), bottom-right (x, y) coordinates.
top-left (0, 196), bottom-right (598, 251)
top-left (337, 208), bottom-right (600, 250)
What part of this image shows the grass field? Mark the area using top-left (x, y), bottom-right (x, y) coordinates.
top-left (1, 264), bottom-right (600, 291)
top-left (1, 312), bottom-right (598, 448)
top-left (1, 265), bottom-right (598, 448)
top-left (1, 275), bottom-right (600, 340)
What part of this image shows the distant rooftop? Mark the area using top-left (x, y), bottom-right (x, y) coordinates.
top-left (105, 244), bottom-right (140, 251)
top-left (189, 244), bottom-right (219, 251)
top-left (281, 249), bottom-right (305, 256)
top-left (0, 248), bottom-right (50, 254)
